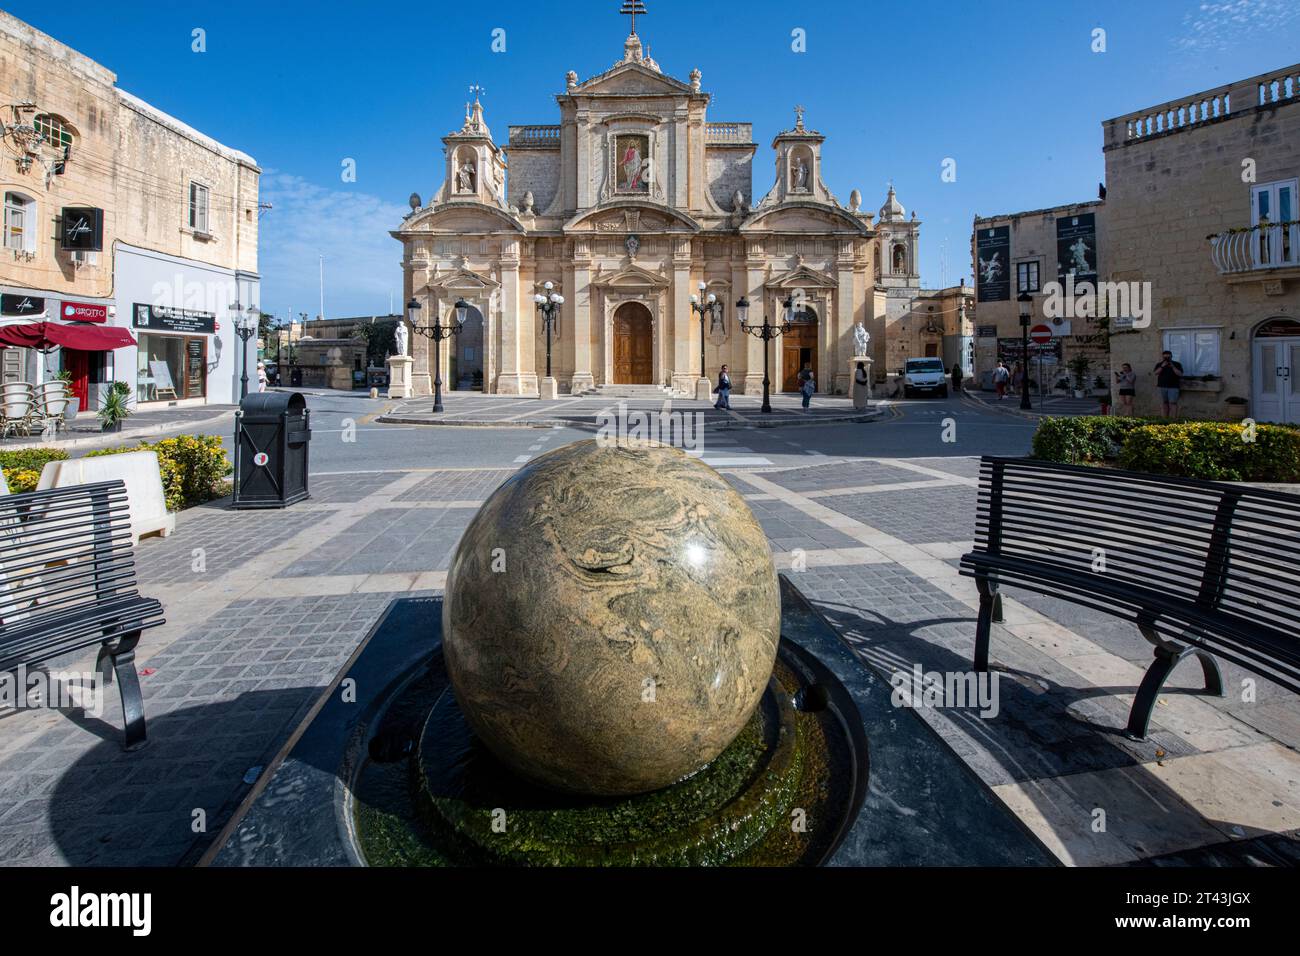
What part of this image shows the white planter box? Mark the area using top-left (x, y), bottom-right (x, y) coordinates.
top-left (37, 451), bottom-right (174, 544)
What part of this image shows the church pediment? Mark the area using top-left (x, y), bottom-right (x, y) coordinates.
top-left (765, 264), bottom-right (839, 290)
top-left (395, 202), bottom-right (524, 237)
top-left (422, 266), bottom-right (501, 296)
top-left (564, 200), bottom-right (699, 235)
top-left (741, 202), bottom-right (867, 236)
top-left (572, 62), bottom-right (693, 97)
top-left (590, 262), bottom-right (672, 289)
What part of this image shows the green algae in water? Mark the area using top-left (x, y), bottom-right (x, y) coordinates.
top-left (353, 658), bottom-right (853, 867)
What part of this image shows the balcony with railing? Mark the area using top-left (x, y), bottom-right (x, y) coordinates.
top-left (705, 122), bottom-right (753, 145)
top-left (1103, 63), bottom-right (1299, 148)
top-left (507, 125), bottom-right (561, 147)
top-left (1209, 220), bottom-right (1300, 276)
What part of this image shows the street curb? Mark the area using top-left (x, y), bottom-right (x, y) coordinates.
top-left (376, 408), bottom-right (888, 431)
top-left (3, 410), bottom-right (237, 452)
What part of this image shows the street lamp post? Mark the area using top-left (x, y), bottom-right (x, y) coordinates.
top-left (232, 301), bottom-right (259, 400)
top-left (737, 295), bottom-right (794, 414)
top-left (1017, 292), bottom-right (1033, 411)
top-left (689, 282), bottom-right (723, 398)
top-left (412, 297), bottom-right (467, 413)
top-left (533, 282), bottom-right (564, 399)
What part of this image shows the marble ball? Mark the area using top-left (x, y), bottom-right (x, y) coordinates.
top-left (442, 438), bottom-right (781, 797)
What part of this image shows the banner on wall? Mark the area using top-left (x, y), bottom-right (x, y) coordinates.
top-left (976, 226), bottom-right (1011, 302)
top-left (1056, 213), bottom-right (1098, 288)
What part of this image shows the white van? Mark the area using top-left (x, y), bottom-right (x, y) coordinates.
top-left (902, 358), bottom-right (949, 398)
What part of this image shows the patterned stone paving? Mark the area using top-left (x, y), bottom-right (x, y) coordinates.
top-left (133, 506), bottom-right (332, 586)
top-left (0, 592), bottom-right (408, 866)
top-left (276, 507), bottom-right (474, 576)
top-left (394, 469), bottom-right (516, 502)
top-left (2, 451), bottom-right (1298, 867)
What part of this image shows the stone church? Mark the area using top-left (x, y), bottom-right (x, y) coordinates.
top-left (392, 23), bottom-right (937, 398)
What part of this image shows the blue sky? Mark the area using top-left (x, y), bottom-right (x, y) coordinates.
top-left (8, 0), bottom-right (1299, 321)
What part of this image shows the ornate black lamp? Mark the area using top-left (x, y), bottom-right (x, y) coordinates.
top-left (412, 296), bottom-right (467, 413)
top-left (231, 301), bottom-right (259, 399)
top-left (1017, 292), bottom-right (1033, 411)
top-left (533, 282), bottom-right (564, 384)
top-left (689, 281), bottom-right (723, 384)
top-left (737, 294), bottom-right (795, 414)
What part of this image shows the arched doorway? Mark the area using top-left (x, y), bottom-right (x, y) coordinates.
top-left (782, 306), bottom-right (819, 392)
top-left (613, 302), bottom-right (653, 384)
top-left (451, 306), bottom-right (485, 391)
top-left (1252, 317), bottom-right (1300, 423)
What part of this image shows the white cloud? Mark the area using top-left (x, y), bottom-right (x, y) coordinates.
top-left (1175, 0), bottom-right (1300, 53)
top-left (257, 170), bottom-right (407, 321)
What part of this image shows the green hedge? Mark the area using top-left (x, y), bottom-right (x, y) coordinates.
top-left (86, 435), bottom-right (232, 512)
top-left (0, 447), bottom-right (70, 493)
top-left (1030, 416), bottom-right (1156, 465)
top-left (1118, 422), bottom-right (1300, 483)
top-left (1032, 417), bottom-right (1300, 482)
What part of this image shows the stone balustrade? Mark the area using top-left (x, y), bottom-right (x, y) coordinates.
top-left (705, 122), bottom-right (753, 145)
top-left (1103, 63), bottom-right (1299, 148)
top-left (508, 125), bottom-right (561, 146)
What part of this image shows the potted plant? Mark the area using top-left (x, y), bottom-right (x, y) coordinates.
top-left (1069, 356), bottom-right (1092, 399)
top-left (98, 381), bottom-right (132, 433)
top-left (1224, 395), bottom-right (1249, 420)
top-left (51, 370), bottom-right (80, 420)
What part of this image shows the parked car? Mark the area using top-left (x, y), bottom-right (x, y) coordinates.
top-left (902, 357), bottom-right (948, 398)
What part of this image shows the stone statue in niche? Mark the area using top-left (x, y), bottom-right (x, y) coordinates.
top-left (457, 159), bottom-right (476, 193)
top-left (853, 322), bottom-right (870, 356)
top-left (792, 155), bottom-right (809, 191)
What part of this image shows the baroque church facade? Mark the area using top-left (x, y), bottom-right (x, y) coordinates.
top-left (392, 26), bottom-right (938, 398)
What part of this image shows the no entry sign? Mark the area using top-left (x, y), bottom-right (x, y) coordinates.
top-left (1030, 324), bottom-right (1053, 345)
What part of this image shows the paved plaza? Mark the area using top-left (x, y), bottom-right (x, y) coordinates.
top-left (1, 391), bottom-right (1298, 867)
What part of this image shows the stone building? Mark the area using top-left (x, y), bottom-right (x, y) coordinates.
top-left (0, 11), bottom-right (259, 409)
top-left (393, 24), bottom-right (935, 399)
top-left (1103, 64), bottom-right (1300, 421)
top-left (971, 200), bottom-right (1107, 392)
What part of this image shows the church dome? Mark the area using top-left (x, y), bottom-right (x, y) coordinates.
top-left (879, 184), bottom-right (905, 222)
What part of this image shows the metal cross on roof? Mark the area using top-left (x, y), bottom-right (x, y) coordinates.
top-left (468, 83), bottom-right (486, 101)
top-left (620, 0), bottom-right (648, 35)
top-left (794, 104), bottom-right (806, 129)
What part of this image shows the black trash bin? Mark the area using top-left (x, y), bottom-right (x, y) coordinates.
top-left (232, 392), bottom-right (311, 509)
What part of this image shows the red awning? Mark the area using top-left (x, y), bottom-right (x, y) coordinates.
top-left (0, 321), bottom-right (137, 352)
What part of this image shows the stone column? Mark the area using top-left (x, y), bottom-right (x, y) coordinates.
top-left (741, 244), bottom-right (767, 396)
top-left (496, 241), bottom-right (536, 396)
top-left (670, 238), bottom-right (694, 393)
top-left (571, 240), bottom-right (595, 393)
top-left (412, 291), bottom-right (434, 397)
top-left (835, 242), bottom-right (856, 395)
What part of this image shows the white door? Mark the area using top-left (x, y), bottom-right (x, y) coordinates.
top-left (1253, 337), bottom-right (1300, 423)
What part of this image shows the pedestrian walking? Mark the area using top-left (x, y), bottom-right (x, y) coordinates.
top-left (853, 361), bottom-right (871, 410)
top-left (1153, 350), bottom-right (1183, 419)
top-left (1114, 363), bottom-right (1136, 416)
top-left (951, 363), bottom-right (963, 395)
top-left (713, 364), bottom-right (732, 410)
top-left (256, 361), bottom-right (268, 393)
top-left (992, 361), bottom-right (1010, 400)
top-left (798, 365), bottom-right (815, 409)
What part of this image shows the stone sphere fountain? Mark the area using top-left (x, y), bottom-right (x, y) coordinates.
top-left (442, 438), bottom-right (781, 796)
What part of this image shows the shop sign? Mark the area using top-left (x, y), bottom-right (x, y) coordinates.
top-left (60, 208), bottom-right (104, 252)
top-left (1, 293), bottom-right (45, 317)
top-left (133, 304), bottom-right (216, 335)
top-left (61, 301), bottom-right (109, 323)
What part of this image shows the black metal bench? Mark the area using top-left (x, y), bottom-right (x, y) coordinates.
top-left (960, 456), bottom-right (1300, 739)
top-left (0, 480), bottom-right (166, 749)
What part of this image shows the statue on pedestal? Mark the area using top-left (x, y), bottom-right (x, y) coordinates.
top-left (394, 320), bottom-right (409, 358)
top-left (853, 321), bottom-right (870, 357)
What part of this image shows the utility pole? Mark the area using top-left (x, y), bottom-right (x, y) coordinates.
top-left (318, 255), bottom-right (325, 322)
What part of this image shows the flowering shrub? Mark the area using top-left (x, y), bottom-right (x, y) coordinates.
top-left (87, 434), bottom-right (232, 511)
top-left (0, 447), bottom-right (69, 493)
top-left (1033, 417), bottom-right (1300, 482)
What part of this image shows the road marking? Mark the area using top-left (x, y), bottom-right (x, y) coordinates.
top-left (513, 455), bottom-right (532, 464)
